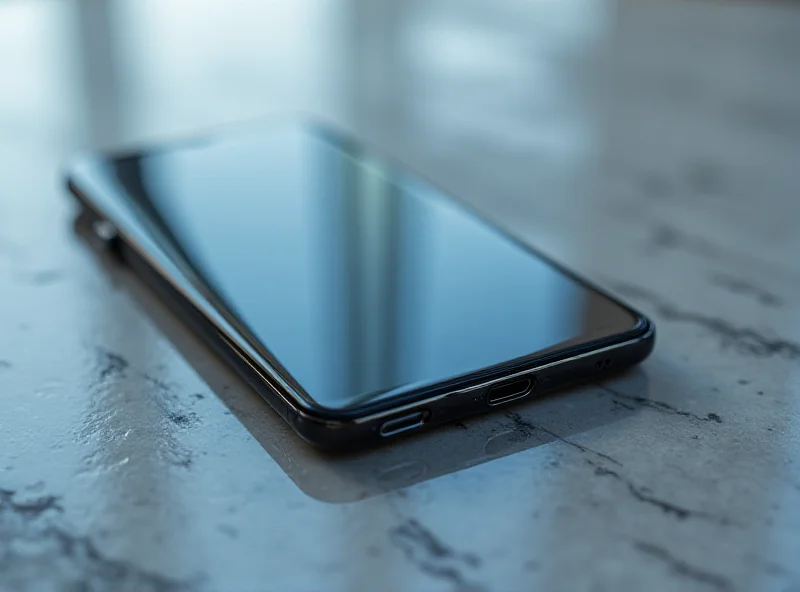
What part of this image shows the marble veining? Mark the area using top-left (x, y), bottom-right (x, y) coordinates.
top-left (1, 0), bottom-right (800, 590)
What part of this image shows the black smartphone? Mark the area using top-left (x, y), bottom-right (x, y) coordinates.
top-left (66, 121), bottom-right (654, 450)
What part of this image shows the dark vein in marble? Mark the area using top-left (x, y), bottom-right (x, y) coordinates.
top-left (389, 519), bottom-right (485, 592)
top-left (612, 283), bottom-right (800, 362)
top-left (391, 519), bottom-right (480, 567)
top-left (144, 373), bottom-right (177, 395)
top-left (0, 489), bottom-right (62, 517)
top-left (761, 558), bottom-right (800, 584)
top-left (166, 411), bottom-right (200, 429)
top-left (0, 486), bottom-right (194, 591)
top-left (94, 349), bottom-right (190, 409)
top-left (645, 225), bottom-right (725, 260)
top-left (597, 384), bottom-right (722, 423)
top-left (709, 273), bottom-right (782, 308)
top-left (611, 399), bottom-right (636, 411)
top-left (635, 542), bottom-right (734, 591)
top-left (505, 412), bottom-right (622, 466)
top-left (589, 463), bottom-right (730, 525)
top-left (88, 350), bottom-right (198, 468)
top-left (6, 527), bottom-right (195, 592)
top-left (644, 223), bottom-right (800, 284)
top-left (16, 269), bottom-right (65, 287)
top-left (95, 347), bottom-right (130, 380)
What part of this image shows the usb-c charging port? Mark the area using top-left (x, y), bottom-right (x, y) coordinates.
top-left (380, 411), bottom-right (429, 437)
top-left (487, 378), bottom-right (533, 406)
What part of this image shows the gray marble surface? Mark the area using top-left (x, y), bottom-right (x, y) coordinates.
top-left (2, 0), bottom-right (800, 590)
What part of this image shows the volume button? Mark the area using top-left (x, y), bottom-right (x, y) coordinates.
top-left (91, 219), bottom-right (119, 251)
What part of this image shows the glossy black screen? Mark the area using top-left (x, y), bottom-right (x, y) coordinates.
top-left (81, 124), bottom-right (640, 410)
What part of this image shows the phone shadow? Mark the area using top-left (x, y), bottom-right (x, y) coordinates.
top-left (74, 211), bottom-right (649, 504)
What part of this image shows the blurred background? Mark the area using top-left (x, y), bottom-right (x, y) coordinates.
top-left (2, 0), bottom-right (800, 590)
top-left (3, 0), bottom-right (799, 290)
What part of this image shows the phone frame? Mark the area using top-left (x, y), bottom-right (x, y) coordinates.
top-left (65, 122), bottom-right (655, 450)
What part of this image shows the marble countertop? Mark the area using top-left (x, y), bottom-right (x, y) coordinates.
top-left (1, 0), bottom-right (799, 590)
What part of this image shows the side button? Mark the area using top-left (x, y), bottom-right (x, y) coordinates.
top-left (91, 219), bottom-right (122, 258)
top-left (92, 219), bottom-right (119, 248)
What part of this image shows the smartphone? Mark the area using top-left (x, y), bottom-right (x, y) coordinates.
top-left (66, 121), bottom-right (654, 450)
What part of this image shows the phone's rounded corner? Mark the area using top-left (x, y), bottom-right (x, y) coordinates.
top-left (62, 152), bottom-right (105, 208)
top-left (64, 174), bottom-right (87, 211)
top-left (62, 163), bottom-right (81, 196)
top-left (282, 403), bottom-right (371, 453)
top-left (640, 314), bottom-right (656, 339)
top-left (63, 151), bottom-right (96, 182)
top-left (633, 315), bottom-right (656, 362)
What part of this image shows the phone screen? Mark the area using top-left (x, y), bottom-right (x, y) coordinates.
top-left (77, 123), bottom-right (641, 410)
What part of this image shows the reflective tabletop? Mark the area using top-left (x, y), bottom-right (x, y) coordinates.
top-left (1, 0), bottom-right (799, 590)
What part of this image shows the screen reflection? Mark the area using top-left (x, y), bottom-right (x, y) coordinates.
top-left (105, 124), bottom-right (636, 409)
